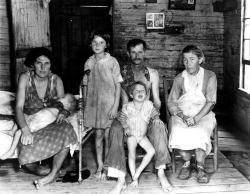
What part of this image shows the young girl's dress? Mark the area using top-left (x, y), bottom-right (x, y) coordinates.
top-left (82, 53), bottom-right (123, 129)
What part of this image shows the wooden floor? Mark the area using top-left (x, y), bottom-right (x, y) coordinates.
top-left (1, 139), bottom-right (250, 194)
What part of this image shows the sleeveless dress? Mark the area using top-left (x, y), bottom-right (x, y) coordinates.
top-left (18, 71), bottom-right (78, 165)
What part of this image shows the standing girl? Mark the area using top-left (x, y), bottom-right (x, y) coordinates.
top-left (82, 30), bottom-right (123, 179)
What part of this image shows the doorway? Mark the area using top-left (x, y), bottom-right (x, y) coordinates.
top-left (49, 0), bottom-right (113, 94)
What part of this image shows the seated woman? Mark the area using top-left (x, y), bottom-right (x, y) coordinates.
top-left (0, 93), bottom-right (77, 160)
top-left (167, 45), bottom-right (217, 183)
top-left (15, 47), bottom-right (78, 189)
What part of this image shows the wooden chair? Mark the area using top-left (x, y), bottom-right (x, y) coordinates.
top-left (163, 75), bottom-right (218, 174)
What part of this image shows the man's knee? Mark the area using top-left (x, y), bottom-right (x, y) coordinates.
top-left (95, 130), bottom-right (104, 140)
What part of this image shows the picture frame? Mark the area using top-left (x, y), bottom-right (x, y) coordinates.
top-left (168, 0), bottom-right (196, 10)
top-left (146, 13), bottom-right (165, 29)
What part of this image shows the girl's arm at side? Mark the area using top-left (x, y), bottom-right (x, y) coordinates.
top-left (108, 82), bottom-right (121, 119)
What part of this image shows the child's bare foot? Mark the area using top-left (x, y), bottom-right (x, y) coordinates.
top-left (130, 179), bottom-right (138, 187)
top-left (34, 172), bottom-right (59, 190)
top-left (109, 177), bottom-right (126, 194)
top-left (1, 130), bottom-right (14, 137)
top-left (0, 150), bottom-right (15, 160)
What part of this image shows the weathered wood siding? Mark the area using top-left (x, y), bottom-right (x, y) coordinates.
top-left (224, 0), bottom-right (250, 135)
top-left (11, 0), bottom-right (50, 50)
top-left (0, 0), bottom-right (11, 91)
top-left (11, 0), bottom-right (50, 84)
top-left (113, 0), bottom-right (224, 92)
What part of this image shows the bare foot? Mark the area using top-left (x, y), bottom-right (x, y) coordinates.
top-left (108, 177), bottom-right (127, 194)
top-left (158, 169), bottom-right (173, 192)
top-left (130, 179), bottom-right (138, 188)
top-left (0, 150), bottom-right (15, 160)
top-left (1, 130), bottom-right (14, 137)
top-left (34, 172), bottom-right (59, 190)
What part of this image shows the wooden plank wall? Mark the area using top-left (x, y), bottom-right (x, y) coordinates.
top-left (11, 0), bottom-right (51, 84)
top-left (113, 0), bottom-right (224, 93)
top-left (0, 0), bottom-right (11, 91)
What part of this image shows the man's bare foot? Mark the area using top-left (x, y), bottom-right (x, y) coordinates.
top-left (158, 169), bottom-right (173, 192)
top-left (1, 130), bottom-right (14, 137)
top-left (34, 172), bottom-right (59, 190)
top-left (109, 177), bottom-right (127, 194)
top-left (0, 150), bottom-right (15, 160)
top-left (130, 179), bottom-right (138, 187)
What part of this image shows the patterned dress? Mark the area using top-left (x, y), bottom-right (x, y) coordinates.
top-left (82, 53), bottom-right (123, 129)
top-left (18, 71), bottom-right (78, 165)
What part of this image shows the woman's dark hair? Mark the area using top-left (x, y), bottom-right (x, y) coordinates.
top-left (24, 47), bottom-right (54, 68)
top-left (127, 39), bottom-right (147, 52)
top-left (90, 29), bottom-right (110, 49)
top-left (182, 45), bottom-right (205, 64)
top-left (129, 81), bottom-right (147, 96)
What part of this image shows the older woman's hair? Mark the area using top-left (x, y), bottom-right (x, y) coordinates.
top-left (182, 45), bottom-right (205, 64)
top-left (127, 38), bottom-right (147, 52)
top-left (24, 47), bottom-right (54, 68)
top-left (90, 29), bottom-right (110, 49)
top-left (129, 81), bottom-right (147, 96)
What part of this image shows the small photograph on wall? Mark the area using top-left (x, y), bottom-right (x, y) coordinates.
top-left (146, 13), bottom-right (165, 29)
top-left (168, 0), bottom-right (196, 10)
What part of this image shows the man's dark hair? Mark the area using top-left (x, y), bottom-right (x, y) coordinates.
top-left (127, 39), bottom-right (147, 52)
top-left (24, 47), bottom-right (54, 68)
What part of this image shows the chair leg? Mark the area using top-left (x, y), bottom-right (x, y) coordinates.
top-left (213, 124), bottom-right (218, 172)
top-left (171, 149), bottom-right (176, 173)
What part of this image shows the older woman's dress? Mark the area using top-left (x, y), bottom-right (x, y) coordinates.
top-left (18, 71), bottom-right (78, 165)
top-left (168, 67), bottom-right (217, 155)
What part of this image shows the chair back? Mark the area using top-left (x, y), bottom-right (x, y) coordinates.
top-left (163, 75), bottom-right (171, 126)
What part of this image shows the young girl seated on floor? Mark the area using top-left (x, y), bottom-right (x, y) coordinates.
top-left (0, 93), bottom-right (77, 160)
top-left (121, 81), bottom-right (163, 187)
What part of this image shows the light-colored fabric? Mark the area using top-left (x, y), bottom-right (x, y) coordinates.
top-left (0, 120), bottom-right (18, 158)
top-left (122, 100), bottom-right (159, 143)
top-left (107, 167), bottom-right (126, 178)
top-left (0, 91), bottom-right (15, 115)
top-left (25, 108), bottom-right (59, 132)
top-left (167, 68), bottom-right (217, 116)
top-left (169, 67), bottom-right (216, 155)
top-left (83, 53), bottom-right (123, 129)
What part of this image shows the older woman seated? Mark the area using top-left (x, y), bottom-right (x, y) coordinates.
top-left (168, 45), bottom-right (217, 183)
top-left (15, 47), bottom-right (78, 189)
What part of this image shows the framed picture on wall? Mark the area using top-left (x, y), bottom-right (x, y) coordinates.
top-left (146, 13), bottom-right (165, 29)
top-left (168, 0), bottom-right (196, 10)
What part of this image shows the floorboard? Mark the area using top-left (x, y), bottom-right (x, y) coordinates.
top-left (1, 140), bottom-right (250, 194)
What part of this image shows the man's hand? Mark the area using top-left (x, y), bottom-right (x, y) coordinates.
top-left (153, 118), bottom-right (163, 127)
top-left (124, 129), bottom-right (131, 136)
top-left (117, 111), bottom-right (127, 122)
top-left (21, 128), bottom-right (33, 145)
